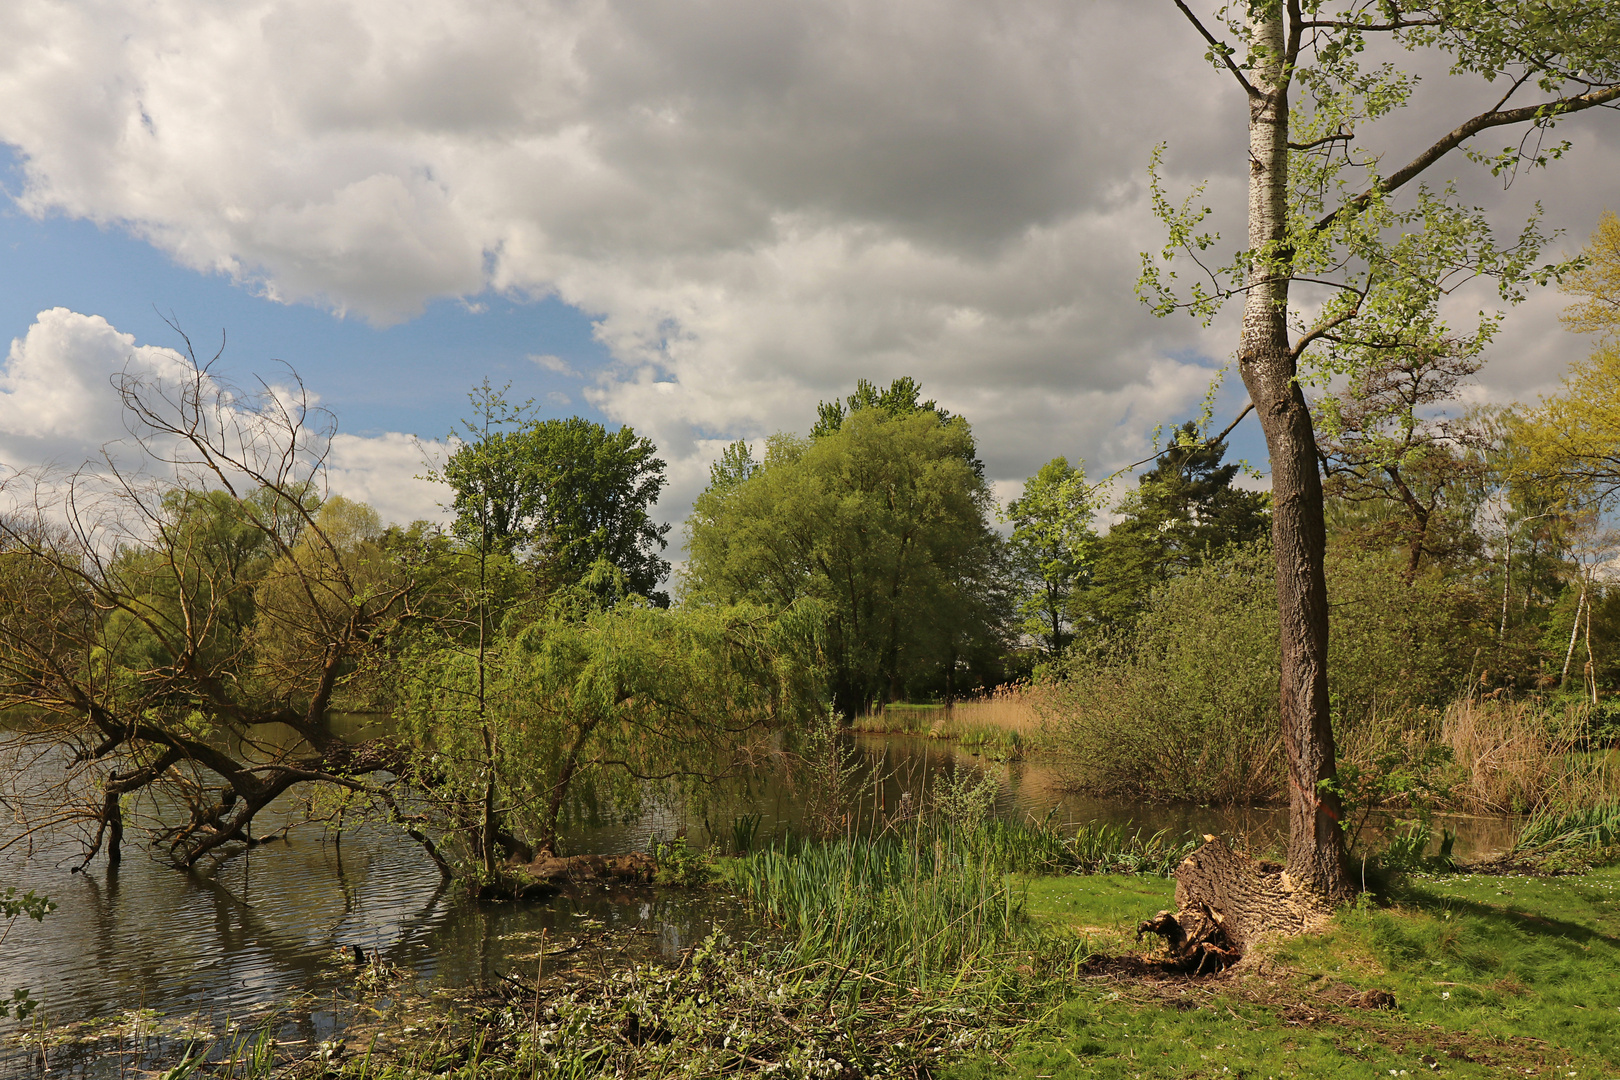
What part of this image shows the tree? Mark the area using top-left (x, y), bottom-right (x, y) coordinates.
top-left (0, 349), bottom-right (441, 874)
top-left (1141, 1), bottom-right (1620, 924)
top-left (686, 395), bottom-right (1006, 715)
top-left (1004, 457), bottom-right (1096, 656)
top-left (1076, 424), bottom-right (1269, 631)
top-left (440, 390), bottom-right (671, 603)
top-left (1316, 342), bottom-right (1487, 582)
top-left (1514, 213), bottom-right (1620, 507)
top-left (1560, 210), bottom-right (1620, 346)
top-left (397, 598), bottom-right (825, 862)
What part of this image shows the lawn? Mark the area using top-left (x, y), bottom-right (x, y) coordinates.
top-left (943, 868), bottom-right (1620, 1079)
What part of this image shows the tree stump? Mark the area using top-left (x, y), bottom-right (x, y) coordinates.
top-left (1138, 838), bottom-right (1334, 970)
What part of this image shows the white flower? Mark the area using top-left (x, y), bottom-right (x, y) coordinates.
top-left (1441, 991), bottom-right (1451, 1000)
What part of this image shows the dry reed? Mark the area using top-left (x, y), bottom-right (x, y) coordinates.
top-left (947, 684), bottom-right (1044, 736)
top-left (1441, 697), bottom-right (1617, 813)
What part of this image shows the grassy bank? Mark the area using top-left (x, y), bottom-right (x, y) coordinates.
top-left (40, 814), bottom-right (1620, 1079)
top-left (946, 866), bottom-right (1620, 1079)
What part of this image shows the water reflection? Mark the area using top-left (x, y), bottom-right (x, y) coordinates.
top-left (1, 730), bottom-right (1520, 1076)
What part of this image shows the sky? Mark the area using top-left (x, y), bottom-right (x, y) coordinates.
top-left (0, 0), bottom-right (1615, 545)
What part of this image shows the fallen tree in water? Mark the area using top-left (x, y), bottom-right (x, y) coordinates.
top-left (0, 346), bottom-right (825, 883)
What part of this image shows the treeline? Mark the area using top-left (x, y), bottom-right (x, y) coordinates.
top-left (0, 374), bottom-right (825, 883)
top-left (11, 213), bottom-right (1620, 876)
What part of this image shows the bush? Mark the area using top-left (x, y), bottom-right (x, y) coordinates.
top-left (1041, 544), bottom-right (1282, 802)
top-left (1041, 543), bottom-right (1476, 804)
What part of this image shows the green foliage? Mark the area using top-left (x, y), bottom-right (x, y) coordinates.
top-left (1072, 423), bottom-right (1268, 632)
top-left (1316, 344), bottom-right (1488, 581)
top-left (1046, 542), bottom-right (1476, 803)
top-left (728, 812), bottom-right (763, 855)
top-left (811, 375), bottom-right (961, 447)
top-left (792, 707), bottom-right (865, 838)
top-left (2, 886), bottom-right (54, 1019)
top-left (685, 391), bottom-right (1008, 714)
top-left (395, 598), bottom-right (826, 866)
top-left (1047, 543), bottom-right (1284, 802)
top-left (649, 835), bottom-right (716, 887)
top-left (930, 765), bottom-right (1000, 829)
top-left (437, 382), bottom-right (671, 602)
top-left (1003, 457), bottom-right (1096, 656)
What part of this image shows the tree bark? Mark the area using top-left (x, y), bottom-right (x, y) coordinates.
top-left (1140, 839), bottom-right (1334, 965)
top-left (1233, 5), bottom-right (1353, 905)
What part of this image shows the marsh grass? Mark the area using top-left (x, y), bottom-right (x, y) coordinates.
top-left (1509, 797), bottom-right (1620, 869)
top-left (723, 816), bottom-right (1195, 999)
top-left (1442, 697), bottom-right (1619, 813)
top-left (725, 826), bottom-right (1049, 994)
top-left (948, 685), bottom-right (1044, 737)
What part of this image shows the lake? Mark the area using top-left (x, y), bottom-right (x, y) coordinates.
top-left (0, 730), bottom-right (1519, 1076)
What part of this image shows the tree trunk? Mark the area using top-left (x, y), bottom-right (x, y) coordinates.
top-left (106, 789), bottom-right (124, 867)
top-left (1186, 8), bottom-right (1353, 928)
top-left (1562, 577), bottom-right (1587, 689)
top-left (1139, 839), bottom-right (1334, 966)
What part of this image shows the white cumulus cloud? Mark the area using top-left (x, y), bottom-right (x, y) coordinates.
top-left (0, 308), bottom-right (448, 526)
top-left (0, 0), bottom-right (1613, 524)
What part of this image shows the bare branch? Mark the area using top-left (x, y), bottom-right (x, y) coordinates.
top-left (1171, 0), bottom-right (1261, 98)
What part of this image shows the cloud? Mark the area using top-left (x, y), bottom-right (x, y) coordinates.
top-left (0, 0), bottom-right (1612, 529)
top-left (529, 353), bottom-right (575, 375)
top-left (0, 307), bottom-right (192, 466)
top-left (327, 431), bottom-right (448, 527)
top-left (0, 308), bottom-right (447, 526)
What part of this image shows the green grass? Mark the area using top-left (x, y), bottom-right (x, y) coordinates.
top-left (723, 826), bottom-right (1055, 994)
top-left (943, 866), bottom-right (1620, 1079)
top-left (956, 723), bottom-right (1026, 761)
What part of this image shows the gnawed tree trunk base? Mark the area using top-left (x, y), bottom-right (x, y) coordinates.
top-left (1137, 839), bottom-right (1335, 971)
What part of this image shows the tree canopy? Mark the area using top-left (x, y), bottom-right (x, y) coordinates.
top-left (1004, 457), bottom-right (1095, 657)
top-left (1076, 424), bottom-right (1269, 632)
top-left (686, 383), bottom-right (1006, 714)
top-left (440, 383), bottom-right (671, 603)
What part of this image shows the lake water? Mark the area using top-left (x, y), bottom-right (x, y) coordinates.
top-left (0, 731), bottom-right (1519, 1077)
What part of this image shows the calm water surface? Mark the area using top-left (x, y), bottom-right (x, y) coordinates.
top-left (0, 731), bottom-right (1519, 1075)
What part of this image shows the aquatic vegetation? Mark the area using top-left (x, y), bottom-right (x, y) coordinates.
top-left (1510, 797), bottom-right (1620, 869)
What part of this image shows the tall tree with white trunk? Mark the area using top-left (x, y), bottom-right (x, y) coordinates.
top-left (1142, 1), bottom-right (1620, 917)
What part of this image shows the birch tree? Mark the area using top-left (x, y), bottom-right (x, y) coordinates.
top-left (1142, 1), bottom-right (1620, 914)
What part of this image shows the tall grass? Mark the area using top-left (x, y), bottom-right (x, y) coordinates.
top-left (728, 828), bottom-right (1030, 988)
top-left (726, 817), bottom-right (1195, 995)
top-left (1442, 697), bottom-right (1618, 813)
top-left (949, 685), bottom-right (1044, 736)
top-left (1515, 799), bottom-right (1620, 851)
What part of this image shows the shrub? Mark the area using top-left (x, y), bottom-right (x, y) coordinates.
top-left (1042, 543), bottom-right (1476, 804)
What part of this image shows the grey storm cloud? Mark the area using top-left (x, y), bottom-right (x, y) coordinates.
top-left (0, 0), bottom-right (1614, 524)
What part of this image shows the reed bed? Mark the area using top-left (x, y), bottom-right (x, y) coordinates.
top-left (948, 684), bottom-right (1045, 736)
top-left (727, 826), bottom-right (1036, 993)
top-left (848, 685), bottom-right (1043, 760)
top-left (1442, 697), bottom-right (1619, 813)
